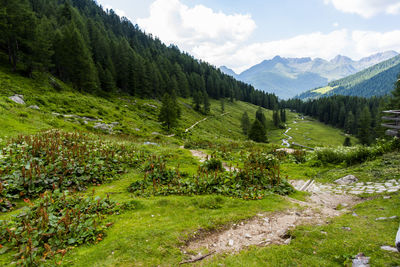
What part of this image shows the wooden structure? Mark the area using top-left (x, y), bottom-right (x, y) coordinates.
top-left (382, 110), bottom-right (400, 137)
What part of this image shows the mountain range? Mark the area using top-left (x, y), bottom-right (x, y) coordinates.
top-left (220, 51), bottom-right (399, 99)
top-left (297, 54), bottom-right (400, 99)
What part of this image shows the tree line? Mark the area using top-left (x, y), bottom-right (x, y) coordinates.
top-left (281, 94), bottom-right (396, 145)
top-left (0, 0), bottom-right (278, 109)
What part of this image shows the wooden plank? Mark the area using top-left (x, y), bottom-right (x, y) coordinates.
top-left (382, 116), bottom-right (400, 122)
top-left (385, 129), bottom-right (399, 137)
top-left (381, 123), bottom-right (400, 130)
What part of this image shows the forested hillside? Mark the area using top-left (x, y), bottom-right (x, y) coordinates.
top-left (0, 0), bottom-right (278, 108)
top-left (282, 95), bottom-right (386, 145)
top-left (298, 55), bottom-right (400, 99)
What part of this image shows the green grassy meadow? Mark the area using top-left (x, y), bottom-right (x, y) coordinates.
top-left (0, 68), bottom-right (399, 266)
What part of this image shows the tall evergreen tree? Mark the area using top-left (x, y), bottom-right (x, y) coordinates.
top-left (255, 107), bottom-right (267, 129)
top-left (54, 24), bottom-right (99, 92)
top-left (241, 112), bottom-right (250, 135)
top-left (220, 98), bottom-right (225, 113)
top-left (158, 92), bottom-right (180, 130)
top-left (248, 119), bottom-right (267, 143)
top-left (358, 106), bottom-right (372, 145)
top-left (203, 91), bottom-right (210, 114)
top-left (192, 90), bottom-right (202, 111)
top-left (273, 109), bottom-right (281, 128)
top-left (280, 109), bottom-right (287, 123)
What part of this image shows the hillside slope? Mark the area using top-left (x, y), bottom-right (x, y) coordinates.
top-left (298, 55), bottom-right (400, 99)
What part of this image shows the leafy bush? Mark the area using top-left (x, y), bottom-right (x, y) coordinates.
top-left (0, 190), bottom-right (121, 265)
top-left (0, 130), bottom-right (142, 211)
top-left (202, 158), bottom-right (223, 171)
top-left (292, 150), bottom-right (307, 164)
top-left (313, 138), bottom-right (400, 166)
top-left (129, 154), bottom-right (294, 200)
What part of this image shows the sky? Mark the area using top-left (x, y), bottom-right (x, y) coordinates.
top-left (96, 0), bottom-right (400, 73)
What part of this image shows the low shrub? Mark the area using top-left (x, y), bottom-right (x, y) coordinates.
top-left (313, 137), bottom-right (400, 166)
top-left (129, 154), bottom-right (294, 200)
top-left (0, 130), bottom-right (142, 211)
top-left (0, 190), bottom-right (121, 265)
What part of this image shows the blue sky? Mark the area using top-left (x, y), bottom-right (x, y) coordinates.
top-left (96, 0), bottom-right (400, 73)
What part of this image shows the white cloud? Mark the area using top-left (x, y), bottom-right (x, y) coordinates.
top-left (137, 0), bottom-right (256, 55)
top-left (224, 29), bottom-right (400, 73)
top-left (104, 4), bottom-right (133, 22)
top-left (135, 0), bottom-right (400, 73)
top-left (324, 0), bottom-right (400, 18)
top-left (333, 22), bottom-right (339, 27)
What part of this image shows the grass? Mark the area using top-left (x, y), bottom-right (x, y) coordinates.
top-left (58, 173), bottom-right (290, 266)
top-left (4, 67), bottom-right (396, 266)
top-left (203, 194), bottom-right (400, 266)
top-left (284, 113), bottom-right (357, 148)
top-left (312, 85), bottom-right (338, 94)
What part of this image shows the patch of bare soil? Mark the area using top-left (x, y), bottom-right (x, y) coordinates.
top-left (182, 180), bottom-right (360, 258)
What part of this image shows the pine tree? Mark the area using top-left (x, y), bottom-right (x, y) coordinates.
top-left (241, 112), bottom-right (250, 135)
top-left (255, 107), bottom-right (267, 129)
top-left (159, 92), bottom-right (180, 130)
top-left (192, 90), bottom-right (202, 111)
top-left (248, 119), bottom-right (267, 143)
top-left (203, 91), bottom-right (210, 114)
top-left (358, 106), bottom-right (372, 145)
top-left (0, 0), bottom-right (35, 71)
top-left (345, 111), bottom-right (355, 134)
top-left (54, 24), bottom-right (99, 92)
top-left (220, 98), bottom-right (225, 113)
top-left (280, 109), bottom-right (287, 123)
top-left (343, 137), bottom-right (352, 147)
top-left (273, 109), bottom-right (281, 127)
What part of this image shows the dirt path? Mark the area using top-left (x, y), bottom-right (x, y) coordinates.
top-left (189, 150), bottom-right (238, 172)
top-left (185, 112), bottom-right (230, 133)
top-left (281, 127), bottom-right (292, 147)
top-left (182, 180), bottom-right (360, 257)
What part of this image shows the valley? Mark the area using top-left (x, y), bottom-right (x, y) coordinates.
top-left (0, 0), bottom-right (400, 266)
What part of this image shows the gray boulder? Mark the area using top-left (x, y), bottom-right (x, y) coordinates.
top-left (335, 175), bottom-right (358, 185)
top-left (9, 95), bottom-right (25, 105)
top-left (28, 105), bottom-right (40, 110)
top-left (352, 253), bottom-right (370, 267)
top-left (94, 123), bottom-right (113, 133)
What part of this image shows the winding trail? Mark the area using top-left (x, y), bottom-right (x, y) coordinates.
top-left (185, 112), bottom-right (230, 133)
top-left (183, 179), bottom-right (360, 257)
top-left (281, 127), bottom-right (292, 147)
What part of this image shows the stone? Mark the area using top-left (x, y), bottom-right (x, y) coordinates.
top-left (383, 196), bottom-right (391, 199)
top-left (352, 253), bottom-right (370, 267)
top-left (143, 142), bottom-right (159, 146)
top-left (151, 132), bottom-right (160, 135)
top-left (349, 191), bottom-right (363, 195)
top-left (335, 175), bottom-right (358, 185)
top-left (381, 246), bottom-right (398, 252)
top-left (375, 216), bottom-right (398, 221)
top-left (342, 227), bottom-right (352, 231)
top-left (93, 123), bottom-right (113, 133)
top-left (228, 239), bottom-right (234, 246)
top-left (9, 95), bottom-right (25, 105)
top-left (28, 105), bottom-right (40, 110)
top-left (387, 189), bottom-right (399, 193)
top-left (134, 128), bottom-right (140, 132)
top-left (284, 238), bottom-right (291, 245)
top-left (110, 122), bottom-right (120, 126)
top-left (244, 234), bottom-right (252, 239)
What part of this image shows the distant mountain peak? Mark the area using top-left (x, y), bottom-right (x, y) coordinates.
top-left (219, 66), bottom-right (238, 77)
top-left (330, 55), bottom-right (353, 64)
